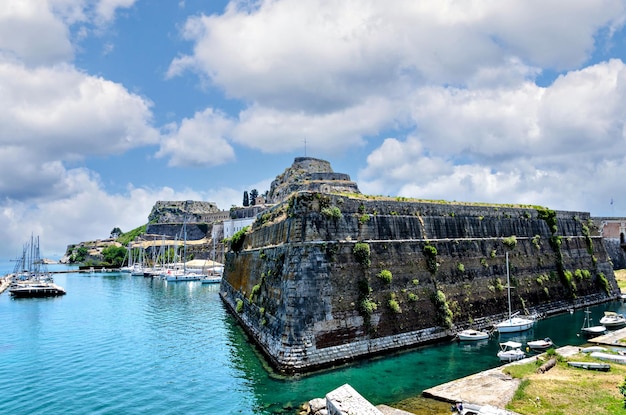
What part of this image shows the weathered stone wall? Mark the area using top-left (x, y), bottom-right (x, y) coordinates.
top-left (221, 192), bottom-right (619, 373)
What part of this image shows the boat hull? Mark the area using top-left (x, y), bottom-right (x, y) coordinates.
top-left (495, 317), bottom-right (534, 333)
top-left (457, 329), bottom-right (489, 341)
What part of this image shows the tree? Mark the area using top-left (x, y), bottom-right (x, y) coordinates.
top-left (110, 227), bottom-right (123, 238)
top-left (250, 189), bottom-right (259, 206)
top-left (102, 245), bottom-right (127, 267)
top-left (243, 191), bottom-right (249, 207)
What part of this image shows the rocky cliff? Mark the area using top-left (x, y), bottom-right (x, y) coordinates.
top-left (220, 160), bottom-right (618, 374)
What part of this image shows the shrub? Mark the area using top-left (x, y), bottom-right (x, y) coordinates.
top-left (502, 235), bottom-right (517, 249)
top-left (457, 263), bottom-right (465, 273)
top-left (360, 298), bottom-right (377, 315)
top-left (378, 269), bottom-right (393, 284)
top-left (388, 297), bottom-right (402, 314)
top-left (412, 278), bottom-right (419, 285)
top-left (353, 242), bottom-right (371, 267)
top-left (235, 299), bottom-right (243, 313)
top-left (531, 235), bottom-right (541, 250)
top-left (433, 290), bottom-right (453, 328)
top-left (230, 226), bottom-right (250, 253)
top-left (408, 292), bottom-right (418, 302)
top-left (423, 243), bottom-right (438, 274)
top-left (321, 206), bottom-right (342, 220)
top-left (598, 272), bottom-right (611, 294)
top-left (249, 283), bottom-right (261, 302)
top-left (358, 213), bottom-right (370, 224)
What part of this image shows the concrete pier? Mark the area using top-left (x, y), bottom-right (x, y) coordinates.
top-left (0, 276), bottom-right (12, 294)
top-left (422, 346), bottom-right (580, 413)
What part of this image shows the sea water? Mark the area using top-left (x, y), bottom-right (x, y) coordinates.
top-left (0, 261), bottom-right (622, 414)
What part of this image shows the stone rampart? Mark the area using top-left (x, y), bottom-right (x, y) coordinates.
top-left (221, 192), bottom-right (618, 373)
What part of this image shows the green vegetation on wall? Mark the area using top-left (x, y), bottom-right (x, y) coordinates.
top-left (378, 269), bottom-right (393, 284)
top-left (423, 243), bottom-right (438, 274)
top-left (353, 242), bottom-right (371, 268)
top-left (432, 289), bottom-right (453, 329)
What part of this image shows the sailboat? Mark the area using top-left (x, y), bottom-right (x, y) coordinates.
top-left (494, 252), bottom-right (535, 333)
top-left (8, 235), bottom-right (66, 298)
top-left (580, 307), bottom-right (607, 337)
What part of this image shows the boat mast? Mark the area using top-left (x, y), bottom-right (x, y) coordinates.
top-left (506, 252), bottom-right (512, 320)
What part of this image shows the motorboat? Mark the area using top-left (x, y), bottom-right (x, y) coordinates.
top-left (457, 329), bottom-right (489, 341)
top-left (9, 281), bottom-right (66, 298)
top-left (497, 341), bottom-right (525, 362)
top-left (527, 337), bottom-right (554, 351)
top-left (599, 311), bottom-right (626, 329)
top-left (494, 253), bottom-right (535, 333)
top-left (580, 308), bottom-right (607, 337)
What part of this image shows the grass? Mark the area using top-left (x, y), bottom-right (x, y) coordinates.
top-left (505, 354), bottom-right (626, 415)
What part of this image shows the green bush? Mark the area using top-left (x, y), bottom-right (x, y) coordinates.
top-left (321, 206), bottom-right (342, 220)
top-left (502, 235), bottom-right (517, 249)
top-left (249, 283), bottom-right (261, 302)
top-left (388, 297), bottom-right (402, 314)
top-left (360, 298), bottom-right (377, 315)
top-left (457, 263), bottom-right (465, 273)
top-left (235, 299), bottom-right (243, 313)
top-left (230, 226), bottom-right (250, 252)
top-left (598, 272), bottom-right (611, 294)
top-left (378, 269), bottom-right (393, 284)
top-left (353, 242), bottom-right (371, 267)
top-left (408, 292), bottom-right (418, 302)
top-left (423, 244), bottom-right (438, 274)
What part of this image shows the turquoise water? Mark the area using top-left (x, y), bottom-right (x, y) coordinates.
top-left (1, 261), bottom-right (623, 414)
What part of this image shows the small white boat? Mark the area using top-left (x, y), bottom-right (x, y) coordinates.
top-left (599, 311), bottom-right (626, 329)
top-left (457, 329), bottom-right (489, 341)
top-left (200, 275), bottom-right (221, 284)
top-left (567, 361), bottom-right (611, 371)
top-left (497, 341), bottom-right (525, 362)
top-left (580, 308), bottom-right (607, 337)
top-left (590, 351), bottom-right (626, 364)
top-left (581, 346), bottom-right (607, 353)
top-left (527, 337), bottom-right (554, 351)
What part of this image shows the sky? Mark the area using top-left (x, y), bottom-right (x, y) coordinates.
top-left (2, 0), bottom-right (626, 259)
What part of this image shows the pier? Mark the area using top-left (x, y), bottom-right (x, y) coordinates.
top-left (0, 276), bottom-right (10, 294)
top-left (422, 345), bottom-right (580, 414)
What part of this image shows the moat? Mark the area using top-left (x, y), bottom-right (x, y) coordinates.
top-left (1, 263), bottom-right (621, 415)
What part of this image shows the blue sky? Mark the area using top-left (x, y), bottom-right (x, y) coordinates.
top-left (2, 0), bottom-right (626, 259)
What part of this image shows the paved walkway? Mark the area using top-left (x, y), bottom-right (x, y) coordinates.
top-left (589, 326), bottom-right (626, 347)
top-left (422, 346), bottom-right (579, 413)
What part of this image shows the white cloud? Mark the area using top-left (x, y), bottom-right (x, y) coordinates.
top-left (169, 0), bottom-right (625, 111)
top-left (157, 108), bottom-right (236, 167)
top-left (359, 59), bottom-right (626, 215)
top-left (0, 0), bottom-right (74, 65)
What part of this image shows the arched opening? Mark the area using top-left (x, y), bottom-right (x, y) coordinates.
top-left (621, 232), bottom-right (625, 244)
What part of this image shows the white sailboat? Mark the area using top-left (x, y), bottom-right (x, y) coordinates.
top-left (494, 252), bottom-right (535, 333)
top-left (580, 307), bottom-right (606, 337)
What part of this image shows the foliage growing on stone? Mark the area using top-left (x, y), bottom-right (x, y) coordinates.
top-left (235, 299), bottom-right (244, 313)
top-left (423, 243), bottom-right (438, 274)
top-left (378, 269), bottom-right (393, 284)
top-left (457, 263), bottom-right (465, 273)
top-left (407, 292), bottom-right (418, 302)
top-left (353, 242), bottom-right (371, 268)
top-left (531, 235), bottom-right (541, 250)
top-left (388, 294), bottom-right (402, 313)
top-left (321, 205), bottom-right (342, 220)
top-left (502, 235), bottom-right (517, 249)
top-left (432, 289), bottom-right (453, 329)
top-left (360, 298), bottom-right (378, 315)
top-left (597, 272), bottom-right (611, 295)
top-left (358, 213), bottom-right (370, 224)
top-left (536, 207), bottom-right (558, 234)
top-left (229, 226), bottom-right (250, 253)
top-left (249, 283), bottom-right (261, 302)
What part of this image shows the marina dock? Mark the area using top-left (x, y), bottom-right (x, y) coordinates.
top-left (0, 276), bottom-right (10, 294)
top-left (588, 326), bottom-right (626, 347)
